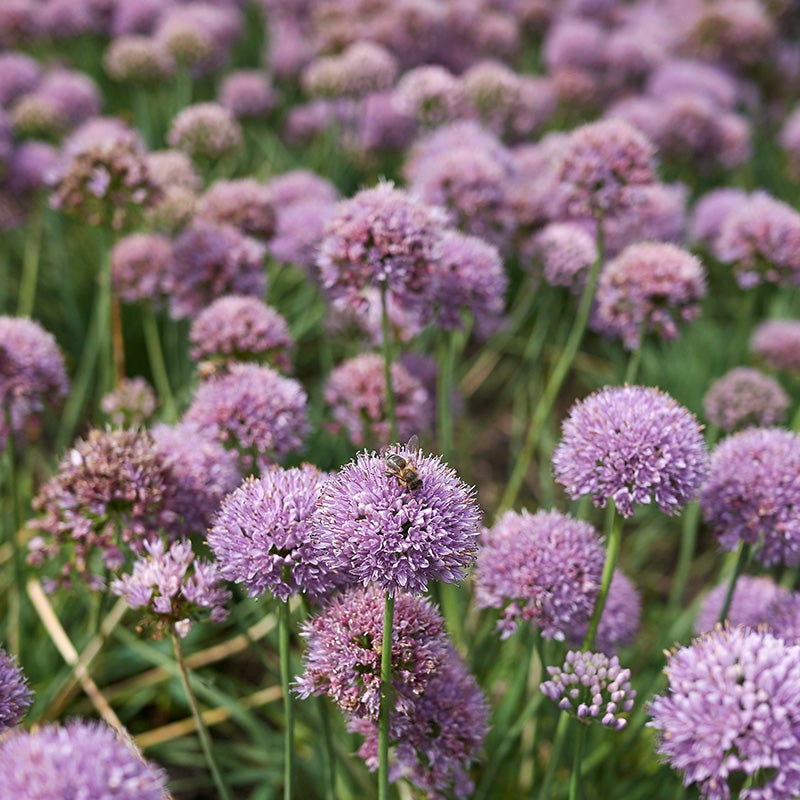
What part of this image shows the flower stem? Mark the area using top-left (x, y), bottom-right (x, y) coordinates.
top-left (437, 330), bottom-right (456, 462)
top-left (172, 632), bottom-right (234, 800)
top-left (569, 722), bottom-right (587, 800)
top-left (379, 281), bottom-right (398, 443)
top-left (538, 710), bottom-right (570, 800)
top-left (3, 409), bottom-right (22, 657)
top-left (379, 591), bottom-right (395, 800)
top-left (17, 200), bottom-right (44, 317)
top-left (142, 304), bottom-right (177, 422)
top-left (279, 600), bottom-right (295, 800)
top-left (717, 541), bottom-right (751, 624)
top-left (668, 502), bottom-right (700, 613)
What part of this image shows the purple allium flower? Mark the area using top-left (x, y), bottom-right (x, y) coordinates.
top-left (701, 428), bottom-right (800, 568)
top-left (111, 232), bottom-right (173, 305)
top-left (189, 295), bottom-right (293, 373)
top-left (316, 181), bottom-right (447, 323)
top-left (196, 178), bottom-right (276, 239)
top-left (182, 363), bottom-right (308, 474)
top-left (592, 241), bottom-right (707, 350)
top-left (219, 70), bottom-right (276, 119)
top-left (166, 102), bottom-right (243, 161)
top-left (541, 650), bottom-right (636, 730)
top-left (111, 536), bottom-right (230, 637)
top-left (555, 118), bottom-right (658, 220)
top-left (39, 0), bottom-right (98, 39)
top-left (0, 646), bottom-right (32, 732)
top-left (779, 104), bottom-right (800, 179)
top-left (534, 222), bottom-right (597, 292)
top-left (282, 99), bottom-right (341, 146)
top-left (269, 198), bottom-right (337, 272)
top-left (703, 367), bottom-right (789, 432)
top-left (0, 1), bottom-right (39, 48)
top-left (0, 52), bottom-right (42, 106)
top-left (714, 192), bottom-right (800, 289)
top-left (768, 591), bottom-right (800, 646)
top-left (694, 575), bottom-right (789, 634)
top-left (324, 353), bottom-right (432, 448)
top-left (168, 221), bottom-right (266, 320)
top-left (209, 464), bottom-right (349, 602)
top-left (392, 65), bottom-right (470, 128)
top-left (312, 443), bottom-right (481, 595)
top-left (750, 320), bottom-right (800, 372)
top-left (6, 140), bottom-right (58, 196)
top-left (295, 584), bottom-right (450, 718)
top-left (34, 68), bottom-right (102, 130)
top-left (433, 229), bottom-right (507, 338)
top-left (144, 148), bottom-right (202, 193)
top-left (648, 626), bottom-right (800, 800)
top-left (10, 93), bottom-right (69, 140)
top-left (101, 376), bottom-right (157, 428)
top-left (103, 35), bottom-right (175, 84)
top-left (553, 385), bottom-right (709, 518)
top-left (0, 719), bottom-right (168, 799)
top-left (110, 0), bottom-right (164, 36)
top-left (302, 40), bottom-right (398, 100)
top-left (146, 185), bottom-right (197, 233)
top-left (690, 187), bottom-right (749, 251)
top-left (265, 168), bottom-right (340, 208)
top-left (647, 58), bottom-right (740, 110)
top-left (356, 90), bottom-right (417, 155)
top-left (474, 509), bottom-right (604, 641)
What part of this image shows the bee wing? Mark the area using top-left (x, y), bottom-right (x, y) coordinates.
top-left (405, 434), bottom-right (419, 453)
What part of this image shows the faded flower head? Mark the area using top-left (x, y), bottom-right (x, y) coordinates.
top-left (111, 232), bottom-right (173, 306)
top-left (167, 102), bottom-right (243, 162)
top-left (103, 35), bottom-right (175, 84)
top-left (302, 40), bottom-right (398, 100)
top-left (750, 320), bottom-right (800, 372)
top-left (111, 537), bottom-right (231, 638)
top-left (209, 465), bottom-right (348, 602)
top-left (144, 148), bottom-right (202, 193)
top-left (541, 650), bottom-right (636, 730)
top-left (553, 385), bottom-right (708, 518)
top-left (534, 222), bottom-right (597, 293)
top-left (474, 509), bottom-right (604, 641)
top-left (392, 65), bottom-right (470, 128)
top-left (648, 626), bottom-right (800, 800)
top-left (196, 178), bottom-right (276, 240)
top-left (0, 719), bottom-right (168, 799)
top-left (695, 575), bottom-right (789, 634)
top-left (0, 646), bottom-right (32, 732)
top-left (101, 376), bottom-right (157, 428)
top-left (312, 443), bottom-right (482, 596)
top-left (592, 241), bottom-right (707, 350)
top-left (219, 70), bottom-right (276, 119)
top-left (700, 427), bottom-right (800, 568)
top-left (703, 367), bottom-right (789, 432)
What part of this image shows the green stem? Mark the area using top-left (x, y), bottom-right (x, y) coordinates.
top-left (17, 200), bottom-right (44, 317)
top-left (4, 409), bottom-right (22, 657)
top-left (539, 711), bottom-right (571, 800)
top-left (717, 542), bottom-right (751, 625)
top-left (380, 281), bottom-right (398, 444)
top-left (623, 344), bottom-right (642, 386)
top-left (172, 632), bottom-right (234, 800)
top-left (668, 502), bottom-right (700, 613)
top-left (437, 331), bottom-right (456, 461)
top-left (379, 591), bottom-right (395, 800)
top-left (142, 305), bottom-right (177, 422)
top-left (280, 600), bottom-right (295, 800)
top-left (569, 723), bottom-right (587, 800)
top-left (315, 695), bottom-right (337, 800)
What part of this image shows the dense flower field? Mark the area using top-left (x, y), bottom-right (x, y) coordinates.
top-left (2, 0), bottom-right (800, 798)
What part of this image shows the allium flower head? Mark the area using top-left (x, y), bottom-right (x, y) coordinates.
top-left (392, 65), bottom-right (470, 128)
top-left (779, 103), bottom-right (800, 179)
top-left (33, 68), bottom-right (102, 130)
top-left (553, 385), bottom-right (708, 518)
top-left (312, 443), bottom-right (482, 595)
top-left (541, 650), bottom-right (636, 730)
top-left (270, 198), bottom-right (337, 272)
top-left (302, 40), bottom-right (398, 100)
top-left (556, 118), bottom-right (658, 219)
top-left (101, 376), bottom-right (157, 428)
top-left (0, 646), bottom-right (32, 732)
top-left (183, 363), bottom-right (308, 474)
top-left (144, 148), bottom-right (202, 193)
top-left (0, 720), bottom-right (168, 799)
top-left (209, 465), bottom-right (348, 602)
top-left (265, 169), bottom-right (340, 208)
top-left (648, 626), bottom-right (800, 800)
top-left (474, 509), bottom-right (605, 640)
top-left (700, 428), bottom-right (800, 568)
top-left (196, 178), bottom-right (276, 239)
top-left (103, 35), bottom-right (175, 84)
top-left (767, 591), bottom-right (800, 646)
top-left (111, 232), bottom-right (173, 306)
top-left (750, 320), bottom-right (800, 372)
top-left (690, 187), bottom-right (748, 251)
top-left (219, 70), bottom-right (276, 119)
top-left (6, 141), bottom-right (58, 197)
top-left (167, 102), bottom-right (243, 161)
top-left (592, 241), bottom-right (707, 350)
top-left (703, 367), bottom-right (789, 432)
top-left (535, 222), bottom-right (597, 293)
top-left (111, 537), bottom-right (231, 637)
top-left (695, 575), bottom-right (789, 634)
top-left (0, 52), bottom-right (42, 106)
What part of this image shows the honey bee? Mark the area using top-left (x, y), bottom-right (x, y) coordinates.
top-left (384, 434), bottom-right (423, 491)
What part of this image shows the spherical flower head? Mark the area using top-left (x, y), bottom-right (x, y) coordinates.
top-left (166, 102), bottom-right (243, 162)
top-left (316, 181), bottom-right (448, 323)
top-left (690, 188), bottom-right (749, 251)
top-left (295, 584), bottom-right (450, 719)
top-left (701, 428), bottom-right (800, 568)
top-left (460, 60), bottom-right (523, 136)
top-left (556, 118), bottom-right (658, 220)
top-left (11, 93), bottom-right (69, 140)
top-left (647, 58), bottom-right (739, 110)
top-left (392, 65), bottom-right (470, 128)
top-left (182, 363), bottom-right (309, 474)
top-left (301, 40), bottom-right (398, 100)
top-left (6, 140), bottom-right (58, 196)
top-left (168, 221), bottom-right (266, 320)
top-left (541, 650), bottom-right (636, 730)
top-left (324, 353), bottom-right (432, 449)
top-left (270, 197), bottom-right (337, 272)
top-left (767, 591), bottom-right (800, 646)
top-left (189, 295), bottom-right (293, 373)
top-left (144, 149), bottom-right (202, 193)
top-left (0, 52), bottom-right (42, 107)
top-left (111, 536), bottom-right (231, 637)
top-left (780, 104), bottom-right (800, 179)
top-left (265, 169), bottom-right (340, 208)
top-left (34, 69), bottom-right (102, 130)
top-left (101, 376), bottom-right (157, 428)
top-left (209, 465), bottom-right (349, 602)
top-left (474, 509), bottom-right (605, 641)
top-left (219, 70), bottom-right (276, 119)
top-left (592, 241), bottom-right (707, 350)
top-left (196, 178), bottom-right (276, 240)
top-left (312, 443), bottom-right (482, 596)
top-left (750, 320), bottom-right (800, 372)
top-left (553, 385), bottom-right (709, 518)
top-left (703, 367), bottom-right (789, 432)
top-left (0, 719), bottom-right (168, 799)
top-left (111, 232), bottom-right (173, 306)
top-left (103, 35), bottom-right (176, 84)
top-left (0, 646), bottom-right (32, 732)
top-left (648, 626), bottom-right (800, 800)
top-left (357, 90), bottom-right (417, 156)
top-left (695, 575), bottom-right (789, 634)
top-left (535, 222), bottom-right (597, 293)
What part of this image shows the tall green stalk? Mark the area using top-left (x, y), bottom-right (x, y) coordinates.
top-left (3, 409), bottom-right (22, 657)
top-left (717, 542), bottom-right (751, 625)
top-left (569, 723), bottom-right (587, 800)
top-left (17, 200), bottom-right (44, 318)
top-left (279, 600), bottom-right (295, 800)
top-left (142, 305), bottom-right (177, 422)
top-left (380, 281), bottom-right (398, 443)
top-left (379, 592), bottom-right (395, 800)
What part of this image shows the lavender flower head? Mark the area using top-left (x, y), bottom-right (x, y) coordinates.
top-left (209, 465), bottom-right (349, 603)
top-left (700, 427), bottom-right (800, 568)
top-left (270, 197), bottom-right (337, 272)
top-left (0, 646), bottom-right (32, 732)
top-left (219, 70), bottom-right (276, 119)
top-left (694, 575), bottom-right (789, 634)
top-left (167, 102), bottom-right (243, 161)
top-left (556, 118), bottom-right (658, 220)
top-left (144, 149), bottom-right (202, 193)
top-left (189, 295), bottom-right (293, 373)
top-left (553, 385), bottom-right (709, 518)
top-left (30, 68), bottom-right (102, 130)
top-left (196, 178), bottom-right (276, 240)
top-left (474, 509), bottom-right (605, 641)
top-left (750, 320), bottom-right (800, 372)
top-left (111, 232), bottom-right (173, 306)
top-left (101, 376), bottom-right (157, 428)
top-left (111, 537), bottom-right (230, 637)
top-left (183, 363), bottom-right (308, 474)
top-left (312, 442), bottom-right (482, 595)
top-left (0, 316), bottom-right (69, 451)
top-left (0, 52), bottom-right (42, 107)
top-left (541, 650), bottom-right (636, 730)
top-left (392, 65), bottom-right (470, 128)
top-left (6, 140), bottom-right (58, 196)
top-left (703, 367), bottom-right (789, 432)
top-left (301, 40), bottom-right (398, 100)
top-left (689, 187), bottom-right (748, 251)
top-left (592, 241), bottom-right (707, 350)
top-left (265, 169), bottom-right (340, 208)
top-left (648, 626), bottom-right (800, 800)
top-left (103, 35), bottom-right (176, 84)
top-left (779, 103), bottom-right (800, 179)
top-left (0, 719), bottom-right (168, 799)
top-left (534, 222), bottom-right (597, 293)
